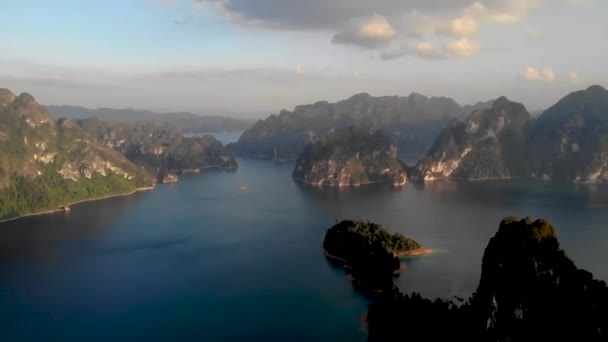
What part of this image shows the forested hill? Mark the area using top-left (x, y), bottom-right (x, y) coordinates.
top-left (0, 89), bottom-right (154, 220)
top-left (77, 117), bottom-right (238, 180)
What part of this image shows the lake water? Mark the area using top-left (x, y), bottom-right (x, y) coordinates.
top-left (1, 133), bottom-right (608, 341)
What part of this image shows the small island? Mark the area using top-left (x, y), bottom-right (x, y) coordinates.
top-left (323, 220), bottom-right (430, 294)
top-left (293, 127), bottom-right (408, 187)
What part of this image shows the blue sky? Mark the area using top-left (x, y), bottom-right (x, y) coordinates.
top-left (1, 0), bottom-right (606, 116)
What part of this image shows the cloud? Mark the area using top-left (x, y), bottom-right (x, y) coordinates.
top-left (192, 0), bottom-right (544, 58)
top-left (0, 74), bottom-right (126, 90)
top-left (381, 38), bottom-right (479, 60)
top-left (569, 71), bottom-right (581, 84)
top-left (446, 37), bottom-right (480, 57)
top-left (542, 68), bottom-right (556, 82)
top-left (332, 15), bottom-right (396, 49)
top-left (522, 67), bottom-right (541, 81)
top-left (521, 67), bottom-right (556, 82)
top-left (439, 16), bottom-right (480, 37)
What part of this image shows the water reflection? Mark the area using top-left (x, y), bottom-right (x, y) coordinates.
top-left (0, 194), bottom-right (139, 271)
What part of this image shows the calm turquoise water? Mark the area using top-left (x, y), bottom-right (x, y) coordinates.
top-left (1, 133), bottom-right (608, 341)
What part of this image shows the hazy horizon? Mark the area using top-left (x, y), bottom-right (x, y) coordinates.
top-left (2, 0), bottom-right (606, 115)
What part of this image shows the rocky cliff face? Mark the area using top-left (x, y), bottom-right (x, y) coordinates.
top-left (527, 85), bottom-right (608, 183)
top-left (415, 86), bottom-right (608, 183)
top-left (233, 92), bottom-right (467, 161)
top-left (77, 118), bottom-right (237, 179)
top-left (367, 217), bottom-right (608, 341)
top-left (292, 128), bottom-right (407, 187)
top-left (415, 97), bottom-right (530, 180)
top-left (0, 89), bottom-right (153, 219)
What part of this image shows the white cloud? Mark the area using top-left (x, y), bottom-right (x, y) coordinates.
top-left (332, 15), bottom-right (396, 49)
top-left (569, 71), bottom-right (581, 84)
top-left (358, 15), bottom-right (396, 39)
top-left (522, 67), bottom-right (541, 81)
top-left (542, 68), bottom-right (556, 82)
top-left (381, 38), bottom-right (480, 60)
top-left (447, 38), bottom-right (480, 57)
top-left (522, 66), bottom-right (556, 82)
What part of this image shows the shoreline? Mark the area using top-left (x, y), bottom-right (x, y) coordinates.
top-left (322, 248), bottom-right (350, 264)
top-left (173, 163), bottom-right (238, 174)
top-left (0, 186), bottom-right (155, 225)
top-left (294, 177), bottom-right (405, 188)
top-left (323, 247), bottom-right (432, 266)
top-left (395, 248), bottom-right (433, 257)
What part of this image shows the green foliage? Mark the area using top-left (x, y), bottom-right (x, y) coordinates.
top-left (324, 220), bottom-right (422, 258)
top-left (77, 119), bottom-right (238, 176)
top-left (323, 220), bottom-right (423, 294)
top-left (0, 89), bottom-right (153, 220)
top-left (0, 164), bottom-right (137, 219)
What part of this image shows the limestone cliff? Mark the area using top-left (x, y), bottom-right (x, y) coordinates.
top-left (0, 89), bottom-right (154, 220)
top-left (292, 128), bottom-right (407, 187)
top-left (527, 85), bottom-right (608, 183)
top-left (76, 117), bottom-right (237, 179)
top-left (233, 92), bottom-right (466, 161)
top-left (415, 97), bottom-right (530, 180)
top-left (415, 85), bottom-right (608, 183)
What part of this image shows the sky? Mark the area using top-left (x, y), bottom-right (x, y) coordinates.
top-left (0, 0), bottom-right (606, 117)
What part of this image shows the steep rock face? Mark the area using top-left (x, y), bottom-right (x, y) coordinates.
top-left (292, 128), bottom-right (407, 187)
top-left (0, 89), bottom-right (153, 220)
top-left (233, 93), bottom-right (466, 160)
top-left (367, 217), bottom-right (608, 341)
top-left (527, 85), bottom-right (608, 183)
top-left (416, 97), bottom-right (530, 180)
top-left (77, 118), bottom-right (237, 179)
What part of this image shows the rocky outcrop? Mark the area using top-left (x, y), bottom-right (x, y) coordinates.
top-left (527, 85), bottom-right (608, 183)
top-left (323, 220), bottom-right (428, 295)
top-left (0, 88), bottom-right (154, 220)
top-left (367, 217), bottom-right (608, 341)
top-left (292, 128), bottom-right (407, 187)
top-left (415, 85), bottom-right (608, 183)
top-left (415, 97), bottom-right (530, 180)
top-left (233, 92), bottom-right (467, 160)
top-left (77, 117), bottom-right (238, 179)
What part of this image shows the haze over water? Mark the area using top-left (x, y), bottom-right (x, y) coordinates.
top-left (1, 133), bottom-right (608, 341)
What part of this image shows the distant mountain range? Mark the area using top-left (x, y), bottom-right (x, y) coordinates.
top-left (229, 92), bottom-right (494, 161)
top-left (47, 105), bottom-right (256, 133)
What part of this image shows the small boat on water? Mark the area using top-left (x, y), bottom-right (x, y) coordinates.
top-left (239, 186), bottom-right (248, 191)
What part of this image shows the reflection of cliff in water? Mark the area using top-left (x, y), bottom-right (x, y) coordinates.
top-left (0, 194), bottom-right (141, 270)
